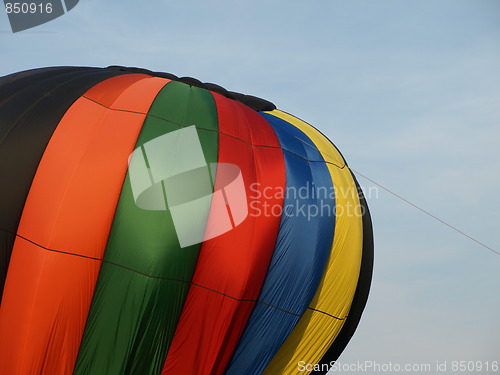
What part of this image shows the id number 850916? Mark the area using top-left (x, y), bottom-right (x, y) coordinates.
top-left (5, 2), bottom-right (53, 14)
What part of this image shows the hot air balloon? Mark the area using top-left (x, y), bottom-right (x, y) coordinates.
top-left (0, 66), bottom-right (373, 375)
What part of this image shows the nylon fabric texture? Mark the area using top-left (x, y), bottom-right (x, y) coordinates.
top-left (74, 81), bottom-right (219, 375)
top-left (0, 66), bottom-right (373, 375)
top-left (0, 74), bottom-right (167, 374)
top-left (0, 67), bottom-right (130, 299)
top-left (161, 92), bottom-right (286, 375)
top-left (261, 110), bottom-right (364, 375)
top-left (224, 113), bottom-right (336, 375)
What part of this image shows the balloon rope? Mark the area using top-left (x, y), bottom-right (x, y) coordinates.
top-left (350, 168), bottom-right (500, 256)
top-left (295, 136), bottom-right (500, 257)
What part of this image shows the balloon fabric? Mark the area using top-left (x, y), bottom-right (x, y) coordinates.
top-left (0, 66), bottom-right (373, 375)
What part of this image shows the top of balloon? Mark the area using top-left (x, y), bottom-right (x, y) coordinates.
top-left (107, 65), bottom-right (277, 112)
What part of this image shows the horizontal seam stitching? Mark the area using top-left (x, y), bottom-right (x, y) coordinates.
top-left (1, 227), bottom-right (345, 321)
top-left (82, 95), bottom-right (346, 170)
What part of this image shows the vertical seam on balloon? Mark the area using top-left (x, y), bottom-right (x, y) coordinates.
top-left (313, 171), bottom-right (374, 369)
top-left (266, 110), bottom-right (339, 308)
top-left (159, 88), bottom-right (222, 374)
top-left (68, 76), bottom-right (171, 374)
top-left (0, 70), bottom-right (114, 148)
top-left (270, 109), bottom-right (349, 168)
top-left (0, 69), bottom-right (132, 308)
top-left (260, 110), bottom-right (362, 374)
top-left (14, 73), bottom-right (126, 373)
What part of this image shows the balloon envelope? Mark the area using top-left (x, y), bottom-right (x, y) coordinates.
top-left (0, 66), bottom-right (373, 375)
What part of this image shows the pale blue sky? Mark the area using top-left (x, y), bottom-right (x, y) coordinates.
top-left (1, 1), bottom-right (499, 374)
